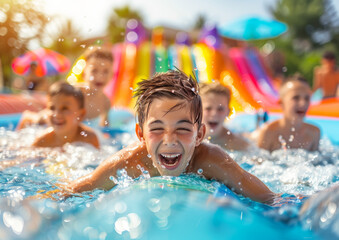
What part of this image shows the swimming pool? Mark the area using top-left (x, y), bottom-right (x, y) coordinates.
top-left (0, 113), bottom-right (338, 240)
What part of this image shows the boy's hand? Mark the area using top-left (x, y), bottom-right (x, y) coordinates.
top-left (28, 182), bottom-right (74, 201)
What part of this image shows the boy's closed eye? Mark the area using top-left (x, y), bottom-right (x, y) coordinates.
top-left (150, 128), bottom-right (164, 133)
top-left (176, 128), bottom-right (192, 133)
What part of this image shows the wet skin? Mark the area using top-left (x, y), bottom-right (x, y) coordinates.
top-left (67, 97), bottom-right (276, 204)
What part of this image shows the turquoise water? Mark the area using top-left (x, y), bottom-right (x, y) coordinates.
top-left (0, 114), bottom-right (338, 240)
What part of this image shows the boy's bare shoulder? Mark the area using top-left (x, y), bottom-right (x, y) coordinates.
top-left (304, 122), bottom-right (321, 135)
top-left (193, 142), bottom-right (229, 164)
top-left (79, 124), bottom-right (97, 136)
top-left (32, 128), bottom-right (55, 147)
top-left (78, 124), bottom-right (100, 147)
top-left (256, 120), bottom-right (280, 137)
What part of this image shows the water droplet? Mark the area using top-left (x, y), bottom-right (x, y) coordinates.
top-left (147, 154), bottom-right (152, 158)
top-left (291, 127), bottom-right (295, 132)
top-left (227, 131), bottom-right (230, 135)
top-left (278, 135), bottom-right (287, 150)
top-left (289, 135), bottom-right (294, 142)
top-left (197, 169), bottom-right (203, 174)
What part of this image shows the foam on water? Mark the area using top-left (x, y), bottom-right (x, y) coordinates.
top-left (0, 126), bottom-right (338, 239)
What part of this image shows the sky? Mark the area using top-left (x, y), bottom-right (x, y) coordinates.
top-left (41, 0), bottom-right (339, 39)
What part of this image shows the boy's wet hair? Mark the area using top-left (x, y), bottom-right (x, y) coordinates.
top-left (48, 81), bottom-right (85, 109)
top-left (83, 46), bottom-right (113, 62)
top-left (279, 73), bottom-right (310, 96)
top-left (134, 70), bottom-right (202, 129)
top-left (199, 82), bottom-right (231, 104)
top-left (322, 51), bottom-right (336, 61)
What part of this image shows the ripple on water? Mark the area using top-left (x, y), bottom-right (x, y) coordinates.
top-left (0, 127), bottom-right (338, 240)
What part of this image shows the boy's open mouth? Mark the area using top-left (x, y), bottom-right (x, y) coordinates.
top-left (52, 119), bottom-right (65, 126)
top-left (159, 153), bottom-right (182, 170)
top-left (296, 110), bottom-right (306, 115)
top-left (94, 82), bottom-right (104, 87)
top-left (208, 121), bottom-right (219, 129)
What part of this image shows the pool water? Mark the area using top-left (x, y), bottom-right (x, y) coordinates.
top-left (0, 118), bottom-right (338, 239)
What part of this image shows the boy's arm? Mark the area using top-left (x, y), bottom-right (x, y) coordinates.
top-left (67, 141), bottom-right (149, 193)
top-left (99, 111), bottom-right (109, 127)
top-left (310, 126), bottom-right (321, 151)
top-left (194, 143), bottom-right (276, 204)
top-left (17, 109), bottom-right (49, 130)
top-left (312, 67), bottom-right (321, 92)
top-left (99, 97), bottom-right (111, 127)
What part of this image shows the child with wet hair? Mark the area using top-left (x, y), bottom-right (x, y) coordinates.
top-left (17, 46), bottom-right (114, 130)
top-left (59, 70), bottom-right (277, 204)
top-left (1, 82), bottom-right (99, 170)
top-left (32, 81), bottom-right (99, 148)
top-left (252, 74), bottom-right (320, 152)
top-left (79, 46), bottom-right (113, 127)
top-left (200, 82), bottom-right (249, 151)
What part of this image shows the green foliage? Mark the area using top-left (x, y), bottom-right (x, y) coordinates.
top-left (192, 14), bottom-right (207, 30)
top-left (106, 5), bottom-right (143, 44)
top-left (46, 19), bottom-right (82, 56)
top-left (0, 0), bottom-right (48, 87)
top-left (299, 52), bottom-right (322, 86)
top-left (269, 0), bottom-right (339, 49)
top-left (262, 0), bottom-right (339, 83)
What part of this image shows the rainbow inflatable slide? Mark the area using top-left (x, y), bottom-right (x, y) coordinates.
top-left (1, 21), bottom-right (338, 132)
top-left (67, 21), bottom-right (339, 118)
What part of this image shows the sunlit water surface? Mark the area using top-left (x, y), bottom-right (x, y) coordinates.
top-left (0, 126), bottom-right (338, 240)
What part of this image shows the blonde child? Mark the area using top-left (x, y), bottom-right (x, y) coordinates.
top-left (79, 46), bottom-right (113, 127)
top-left (57, 70), bottom-right (277, 204)
top-left (200, 82), bottom-right (249, 151)
top-left (252, 74), bottom-right (320, 152)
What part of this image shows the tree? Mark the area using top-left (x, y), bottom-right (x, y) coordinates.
top-left (106, 5), bottom-right (144, 44)
top-left (269, 0), bottom-right (339, 51)
top-left (263, 0), bottom-right (339, 85)
top-left (45, 18), bottom-right (83, 60)
top-left (192, 14), bottom-right (207, 30)
top-left (0, 0), bottom-right (48, 87)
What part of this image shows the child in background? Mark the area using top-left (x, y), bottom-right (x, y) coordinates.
top-left (1, 82), bottom-right (99, 170)
top-left (17, 46), bottom-right (114, 130)
top-left (32, 81), bottom-right (99, 149)
top-left (313, 51), bottom-right (339, 99)
top-left (200, 82), bottom-right (249, 151)
top-left (25, 61), bottom-right (50, 92)
top-left (57, 70), bottom-right (277, 204)
top-left (80, 46), bottom-right (113, 127)
top-left (252, 74), bottom-right (320, 152)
